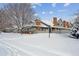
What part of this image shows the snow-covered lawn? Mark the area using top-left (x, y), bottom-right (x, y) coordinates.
top-left (0, 32), bottom-right (79, 56)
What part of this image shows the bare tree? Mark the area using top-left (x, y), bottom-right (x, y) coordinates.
top-left (4, 3), bottom-right (35, 32)
top-left (0, 8), bottom-right (13, 31)
top-left (73, 11), bottom-right (79, 28)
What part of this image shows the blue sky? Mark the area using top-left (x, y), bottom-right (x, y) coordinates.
top-left (0, 3), bottom-right (79, 22)
top-left (32, 3), bottom-right (79, 22)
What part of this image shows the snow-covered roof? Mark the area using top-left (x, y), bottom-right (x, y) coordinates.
top-left (41, 20), bottom-right (51, 25)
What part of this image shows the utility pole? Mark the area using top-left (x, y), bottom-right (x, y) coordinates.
top-left (39, 20), bottom-right (51, 38)
top-left (48, 26), bottom-right (51, 38)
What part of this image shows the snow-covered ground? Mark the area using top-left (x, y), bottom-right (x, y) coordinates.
top-left (0, 32), bottom-right (79, 56)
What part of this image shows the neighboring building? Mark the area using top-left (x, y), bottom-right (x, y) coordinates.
top-left (69, 22), bottom-right (73, 28)
top-left (34, 19), bottom-right (49, 33)
top-left (63, 20), bottom-right (67, 28)
top-left (62, 20), bottom-right (72, 28)
top-left (35, 19), bottom-right (42, 31)
top-left (34, 19), bottom-right (72, 33)
top-left (66, 21), bottom-right (70, 28)
top-left (58, 18), bottom-right (63, 27)
top-left (53, 17), bottom-right (58, 26)
top-left (52, 17), bottom-right (72, 29)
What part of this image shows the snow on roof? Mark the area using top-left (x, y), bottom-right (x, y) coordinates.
top-left (41, 20), bottom-right (51, 25)
top-left (40, 20), bottom-right (51, 27)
